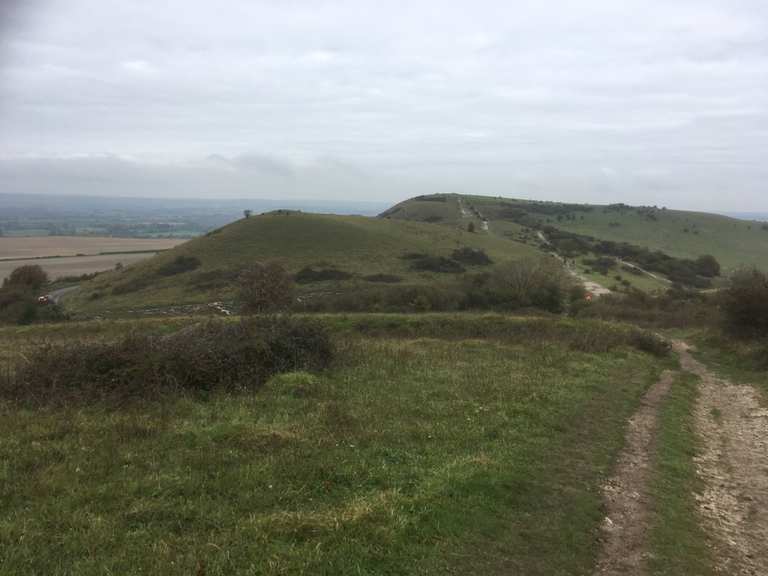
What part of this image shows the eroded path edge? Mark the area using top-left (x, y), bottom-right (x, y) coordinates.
top-left (594, 370), bottom-right (675, 575)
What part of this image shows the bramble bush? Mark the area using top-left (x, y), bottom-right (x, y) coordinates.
top-left (2, 316), bottom-right (333, 404)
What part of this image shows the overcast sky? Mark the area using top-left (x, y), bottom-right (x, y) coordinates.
top-left (1, 0), bottom-right (767, 210)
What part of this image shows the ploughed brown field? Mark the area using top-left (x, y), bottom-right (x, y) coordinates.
top-left (0, 236), bottom-right (186, 282)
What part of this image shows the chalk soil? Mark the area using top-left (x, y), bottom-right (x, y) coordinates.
top-left (674, 341), bottom-right (768, 576)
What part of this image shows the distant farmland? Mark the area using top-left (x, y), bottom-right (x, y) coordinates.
top-left (0, 236), bottom-right (186, 282)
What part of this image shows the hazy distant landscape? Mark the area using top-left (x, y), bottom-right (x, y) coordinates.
top-left (0, 193), bottom-right (389, 238)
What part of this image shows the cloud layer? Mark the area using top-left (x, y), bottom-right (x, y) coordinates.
top-left (1, 0), bottom-right (767, 209)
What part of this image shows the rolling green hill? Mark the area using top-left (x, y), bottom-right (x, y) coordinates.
top-left (64, 193), bottom-right (766, 314)
top-left (384, 194), bottom-right (768, 273)
top-left (68, 210), bottom-right (539, 313)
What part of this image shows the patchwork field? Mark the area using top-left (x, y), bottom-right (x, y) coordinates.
top-left (0, 236), bottom-right (186, 282)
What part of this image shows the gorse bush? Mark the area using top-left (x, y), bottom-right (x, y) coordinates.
top-left (720, 267), bottom-right (768, 337)
top-left (3, 317), bottom-right (333, 404)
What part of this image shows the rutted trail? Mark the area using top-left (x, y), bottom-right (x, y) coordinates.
top-left (674, 341), bottom-right (768, 576)
top-left (595, 370), bottom-right (675, 575)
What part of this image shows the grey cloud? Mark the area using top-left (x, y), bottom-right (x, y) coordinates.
top-left (1, 0), bottom-right (767, 210)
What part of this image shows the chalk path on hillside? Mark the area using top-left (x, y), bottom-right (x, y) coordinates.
top-left (674, 341), bottom-right (768, 576)
top-left (594, 370), bottom-right (675, 575)
top-left (536, 230), bottom-right (612, 296)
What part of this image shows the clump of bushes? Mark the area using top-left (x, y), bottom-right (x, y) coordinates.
top-left (0, 264), bottom-right (66, 325)
top-left (462, 258), bottom-right (580, 313)
top-left (157, 255), bottom-right (201, 276)
top-left (3, 317), bottom-right (333, 404)
top-left (452, 247), bottom-right (492, 266)
top-left (302, 284), bottom-right (465, 313)
top-left (294, 267), bottom-right (352, 284)
top-left (239, 262), bottom-right (295, 313)
top-left (2, 265), bottom-right (49, 290)
top-left (583, 256), bottom-right (616, 275)
top-left (720, 267), bottom-right (768, 337)
top-left (577, 287), bottom-right (713, 328)
top-left (628, 329), bottom-right (671, 356)
top-left (408, 255), bottom-right (465, 273)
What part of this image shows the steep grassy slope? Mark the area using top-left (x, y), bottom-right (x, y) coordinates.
top-left (69, 211), bottom-right (539, 312)
top-left (385, 194), bottom-right (768, 273)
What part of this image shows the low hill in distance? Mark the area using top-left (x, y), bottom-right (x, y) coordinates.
top-left (67, 210), bottom-right (539, 314)
top-left (62, 193), bottom-right (767, 315)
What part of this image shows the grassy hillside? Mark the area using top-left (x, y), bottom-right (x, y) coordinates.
top-left (68, 211), bottom-right (539, 313)
top-left (552, 206), bottom-right (768, 273)
top-left (385, 194), bottom-right (768, 279)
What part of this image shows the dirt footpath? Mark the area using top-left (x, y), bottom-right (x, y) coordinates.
top-left (595, 370), bottom-right (675, 575)
top-left (674, 341), bottom-right (768, 576)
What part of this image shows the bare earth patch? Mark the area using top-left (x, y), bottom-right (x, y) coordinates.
top-left (674, 341), bottom-right (768, 576)
top-left (595, 370), bottom-right (675, 575)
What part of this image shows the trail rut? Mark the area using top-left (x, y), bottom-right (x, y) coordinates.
top-left (595, 370), bottom-right (675, 575)
top-left (674, 341), bottom-right (768, 576)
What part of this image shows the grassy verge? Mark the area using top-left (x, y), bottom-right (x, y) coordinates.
top-left (691, 330), bottom-right (768, 396)
top-left (648, 371), bottom-right (714, 576)
top-left (0, 317), bottom-right (668, 575)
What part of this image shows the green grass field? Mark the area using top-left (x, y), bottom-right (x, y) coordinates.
top-left (0, 314), bottom-right (671, 575)
top-left (554, 208), bottom-right (768, 273)
top-left (388, 194), bottom-right (768, 274)
top-left (66, 212), bottom-right (539, 314)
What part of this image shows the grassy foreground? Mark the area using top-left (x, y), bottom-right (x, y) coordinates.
top-left (1, 316), bottom-right (667, 575)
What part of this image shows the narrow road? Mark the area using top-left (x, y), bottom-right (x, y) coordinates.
top-left (674, 341), bottom-right (768, 575)
top-left (48, 285), bottom-right (79, 304)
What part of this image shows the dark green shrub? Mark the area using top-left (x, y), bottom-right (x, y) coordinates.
top-left (628, 329), bottom-right (671, 356)
top-left (157, 255), bottom-right (201, 276)
top-left (720, 267), bottom-right (768, 336)
top-left (295, 267), bottom-right (352, 284)
top-left (452, 247), bottom-right (492, 266)
top-left (695, 255), bottom-right (721, 277)
top-left (4, 317), bottom-right (332, 404)
top-left (462, 258), bottom-right (577, 313)
top-left (2, 264), bottom-right (48, 289)
top-left (409, 255), bottom-right (465, 273)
